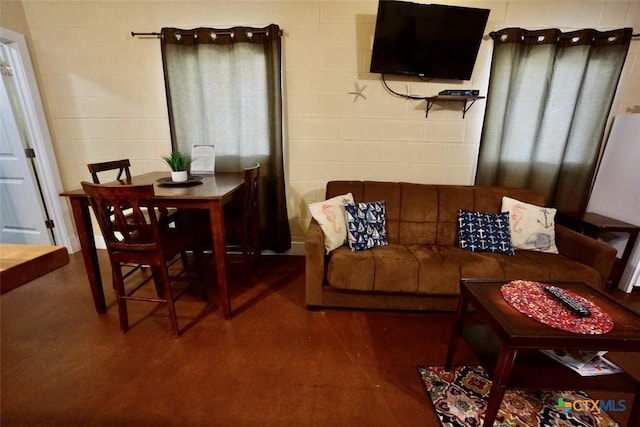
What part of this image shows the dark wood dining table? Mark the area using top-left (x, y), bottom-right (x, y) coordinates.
top-left (61, 171), bottom-right (244, 320)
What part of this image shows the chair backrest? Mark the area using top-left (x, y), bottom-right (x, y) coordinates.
top-left (81, 182), bottom-right (163, 263)
top-left (242, 163), bottom-right (260, 219)
top-left (87, 159), bottom-right (132, 184)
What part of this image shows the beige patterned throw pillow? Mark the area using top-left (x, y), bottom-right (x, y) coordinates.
top-left (308, 193), bottom-right (355, 253)
top-left (501, 196), bottom-right (559, 253)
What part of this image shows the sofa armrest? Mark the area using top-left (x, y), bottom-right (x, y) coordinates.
top-left (305, 219), bottom-right (326, 307)
top-left (555, 225), bottom-right (617, 287)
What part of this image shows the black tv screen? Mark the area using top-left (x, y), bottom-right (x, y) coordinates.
top-left (370, 1), bottom-right (490, 80)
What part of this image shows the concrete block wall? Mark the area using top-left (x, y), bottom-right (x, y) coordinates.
top-left (4, 0), bottom-right (640, 252)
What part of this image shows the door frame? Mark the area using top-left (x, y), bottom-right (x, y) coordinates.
top-left (0, 27), bottom-right (77, 252)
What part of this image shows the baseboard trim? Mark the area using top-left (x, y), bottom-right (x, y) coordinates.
top-left (93, 235), bottom-right (306, 255)
top-left (95, 235), bottom-right (106, 250)
top-left (276, 241), bottom-right (305, 256)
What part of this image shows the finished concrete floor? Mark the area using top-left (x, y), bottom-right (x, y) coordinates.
top-left (2, 252), bottom-right (639, 426)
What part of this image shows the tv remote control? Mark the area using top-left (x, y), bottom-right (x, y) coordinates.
top-left (544, 286), bottom-right (591, 317)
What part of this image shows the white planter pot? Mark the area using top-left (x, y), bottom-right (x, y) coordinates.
top-left (171, 170), bottom-right (188, 182)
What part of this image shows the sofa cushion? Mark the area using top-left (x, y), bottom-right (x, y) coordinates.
top-left (436, 186), bottom-right (475, 246)
top-left (502, 197), bottom-right (559, 253)
top-left (459, 251), bottom-right (602, 288)
top-left (326, 244), bottom-right (604, 297)
top-left (345, 201), bottom-right (388, 251)
top-left (308, 193), bottom-right (354, 253)
top-left (398, 184), bottom-right (439, 245)
top-left (457, 209), bottom-right (515, 255)
top-left (326, 246), bottom-right (375, 292)
top-left (327, 182), bottom-right (548, 247)
top-left (327, 244), bottom-right (418, 293)
top-left (409, 246), bottom-right (504, 295)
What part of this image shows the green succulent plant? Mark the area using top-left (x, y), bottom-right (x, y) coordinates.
top-left (162, 151), bottom-right (191, 172)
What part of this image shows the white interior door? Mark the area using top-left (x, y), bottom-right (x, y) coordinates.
top-left (0, 52), bottom-right (51, 245)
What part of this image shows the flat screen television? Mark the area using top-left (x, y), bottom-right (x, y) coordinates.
top-left (370, 1), bottom-right (490, 80)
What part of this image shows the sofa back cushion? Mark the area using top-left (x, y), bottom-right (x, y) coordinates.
top-left (326, 181), bottom-right (546, 246)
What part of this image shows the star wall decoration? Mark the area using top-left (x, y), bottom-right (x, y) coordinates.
top-left (348, 82), bottom-right (367, 103)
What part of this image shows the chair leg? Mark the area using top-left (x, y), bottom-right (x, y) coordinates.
top-left (241, 226), bottom-right (250, 271)
top-left (150, 266), bottom-right (165, 298)
top-left (251, 214), bottom-right (260, 267)
top-left (180, 251), bottom-right (189, 271)
top-left (159, 265), bottom-right (180, 338)
top-left (112, 265), bottom-right (129, 334)
top-left (193, 247), bottom-right (207, 301)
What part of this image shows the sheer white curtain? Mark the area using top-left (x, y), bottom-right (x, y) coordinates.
top-left (161, 25), bottom-right (291, 252)
top-left (476, 28), bottom-right (633, 211)
top-left (163, 37), bottom-right (269, 169)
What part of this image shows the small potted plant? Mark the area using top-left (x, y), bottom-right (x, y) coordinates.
top-left (162, 151), bottom-right (191, 182)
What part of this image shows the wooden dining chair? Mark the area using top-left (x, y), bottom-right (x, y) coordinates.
top-left (224, 163), bottom-right (261, 268)
top-left (82, 182), bottom-right (206, 338)
top-left (87, 159), bottom-right (177, 223)
top-left (189, 163), bottom-right (261, 271)
top-left (87, 159), bottom-right (146, 279)
top-left (87, 160), bottom-right (181, 276)
top-left (87, 159), bottom-right (132, 184)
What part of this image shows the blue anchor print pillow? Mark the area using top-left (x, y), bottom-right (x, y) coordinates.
top-left (345, 201), bottom-right (388, 251)
top-left (457, 209), bottom-right (515, 255)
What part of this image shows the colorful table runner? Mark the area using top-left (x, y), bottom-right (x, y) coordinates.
top-left (501, 280), bottom-right (613, 334)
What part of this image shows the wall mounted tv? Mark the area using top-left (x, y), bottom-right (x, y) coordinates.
top-left (370, 1), bottom-right (490, 80)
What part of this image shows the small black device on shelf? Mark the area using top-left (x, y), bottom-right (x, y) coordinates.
top-left (439, 89), bottom-right (480, 96)
top-left (544, 286), bottom-right (591, 317)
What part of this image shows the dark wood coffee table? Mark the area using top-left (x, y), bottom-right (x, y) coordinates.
top-left (445, 279), bottom-right (640, 427)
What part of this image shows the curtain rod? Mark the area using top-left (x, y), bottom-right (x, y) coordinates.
top-left (489, 30), bottom-right (639, 39)
top-left (131, 29), bottom-right (284, 38)
top-left (131, 32), bottom-right (161, 38)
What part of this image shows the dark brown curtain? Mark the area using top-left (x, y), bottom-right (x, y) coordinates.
top-left (476, 27), bottom-right (632, 211)
top-left (160, 25), bottom-right (291, 252)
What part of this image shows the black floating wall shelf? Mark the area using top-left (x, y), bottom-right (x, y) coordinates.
top-left (425, 95), bottom-right (486, 118)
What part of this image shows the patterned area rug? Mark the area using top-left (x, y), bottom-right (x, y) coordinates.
top-left (418, 366), bottom-right (619, 427)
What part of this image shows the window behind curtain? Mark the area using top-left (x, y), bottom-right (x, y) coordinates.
top-left (475, 27), bottom-right (632, 212)
top-left (161, 25), bottom-right (291, 252)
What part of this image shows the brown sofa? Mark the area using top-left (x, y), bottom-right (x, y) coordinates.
top-left (305, 181), bottom-right (616, 311)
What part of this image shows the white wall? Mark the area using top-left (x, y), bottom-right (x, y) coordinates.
top-left (588, 114), bottom-right (640, 292)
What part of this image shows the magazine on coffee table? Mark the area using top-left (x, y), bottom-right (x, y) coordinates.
top-left (540, 350), bottom-right (623, 376)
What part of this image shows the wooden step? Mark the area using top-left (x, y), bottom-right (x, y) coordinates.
top-left (0, 244), bottom-right (69, 294)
